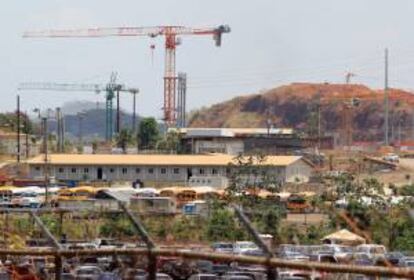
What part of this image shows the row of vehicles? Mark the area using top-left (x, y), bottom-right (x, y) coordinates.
top-left (0, 185), bottom-right (315, 213)
top-left (276, 243), bottom-right (414, 268)
top-left (0, 186), bottom-right (61, 208)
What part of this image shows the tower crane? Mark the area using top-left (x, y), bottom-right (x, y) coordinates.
top-left (320, 92), bottom-right (400, 147)
top-left (18, 73), bottom-right (139, 141)
top-left (345, 72), bottom-right (356, 84)
top-left (23, 25), bottom-right (231, 127)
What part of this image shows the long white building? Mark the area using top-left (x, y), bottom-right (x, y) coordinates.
top-left (27, 154), bottom-right (313, 185)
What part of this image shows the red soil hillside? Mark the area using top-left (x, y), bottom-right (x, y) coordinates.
top-left (188, 83), bottom-right (414, 141)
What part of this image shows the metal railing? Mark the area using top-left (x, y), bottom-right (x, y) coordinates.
top-left (0, 206), bottom-right (413, 279)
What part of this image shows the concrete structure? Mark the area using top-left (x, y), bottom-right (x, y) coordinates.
top-left (176, 128), bottom-right (334, 155)
top-left (130, 197), bottom-right (177, 213)
top-left (27, 153), bottom-right (314, 185)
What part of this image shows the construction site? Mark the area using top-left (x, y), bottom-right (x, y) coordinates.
top-left (1, 1), bottom-right (414, 280)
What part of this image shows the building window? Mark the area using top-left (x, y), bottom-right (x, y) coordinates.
top-left (161, 168), bottom-right (167, 174)
top-left (173, 168), bottom-right (180, 174)
top-left (58, 168), bottom-right (64, 173)
top-left (136, 168), bottom-right (141, 174)
top-left (212, 168), bottom-right (218, 175)
top-left (148, 168), bottom-right (154, 174)
top-left (71, 168), bottom-right (76, 173)
top-left (84, 168), bottom-right (89, 173)
top-left (199, 168), bottom-right (205, 175)
top-left (110, 168), bottom-right (115, 173)
top-left (122, 168), bottom-right (128, 174)
top-left (35, 167), bottom-right (41, 171)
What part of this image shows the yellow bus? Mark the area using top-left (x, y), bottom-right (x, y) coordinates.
top-left (57, 186), bottom-right (105, 201)
top-left (160, 186), bottom-right (223, 206)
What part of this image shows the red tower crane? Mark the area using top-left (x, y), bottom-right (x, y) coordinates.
top-left (23, 25), bottom-right (231, 126)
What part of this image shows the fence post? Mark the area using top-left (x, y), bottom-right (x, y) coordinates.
top-left (29, 211), bottom-right (63, 279)
top-left (232, 205), bottom-right (277, 280)
top-left (55, 255), bottom-right (62, 280)
top-left (119, 202), bottom-right (157, 280)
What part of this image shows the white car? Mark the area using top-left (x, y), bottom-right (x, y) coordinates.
top-left (11, 192), bottom-right (42, 208)
top-left (382, 153), bottom-right (399, 163)
top-left (355, 244), bottom-right (387, 262)
top-left (233, 241), bottom-right (259, 255)
top-left (322, 244), bottom-right (353, 261)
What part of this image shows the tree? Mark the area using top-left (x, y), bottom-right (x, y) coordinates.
top-left (116, 128), bottom-right (134, 153)
top-left (226, 153), bottom-right (282, 199)
top-left (206, 204), bottom-right (246, 241)
top-left (137, 117), bottom-right (159, 150)
top-left (0, 112), bottom-right (34, 134)
top-left (156, 130), bottom-right (181, 153)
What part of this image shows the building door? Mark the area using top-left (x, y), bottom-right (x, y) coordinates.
top-left (97, 167), bottom-right (103, 180)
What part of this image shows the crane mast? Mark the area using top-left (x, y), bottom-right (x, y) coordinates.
top-left (18, 76), bottom-right (139, 141)
top-left (24, 25), bottom-right (230, 126)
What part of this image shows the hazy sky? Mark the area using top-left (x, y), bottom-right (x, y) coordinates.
top-left (2, 1), bottom-right (414, 118)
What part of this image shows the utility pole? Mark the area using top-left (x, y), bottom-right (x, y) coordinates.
top-left (56, 107), bottom-right (61, 153)
top-left (131, 90), bottom-right (138, 133)
top-left (77, 112), bottom-right (85, 151)
top-left (25, 111), bottom-right (29, 158)
top-left (317, 93), bottom-right (322, 149)
top-left (398, 116), bottom-right (402, 145)
top-left (16, 95), bottom-right (21, 163)
top-left (116, 89), bottom-right (120, 134)
top-left (412, 111), bottom-right (414, 141)
top-left (384, 48), bottom-right (389, 146)
top-left (42, 117), bottom-right (49, 205)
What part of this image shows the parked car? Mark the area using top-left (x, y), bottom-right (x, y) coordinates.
top-left (355, 244), bottom-right (387, 263)
top-left (60, 273), bottom-right (75, 280)
top-left (383, 153), bottom-right (399, 163)
top-left (385, 251), bottom-right (405, 266)
top-left (278, 251), bottom-right (309, 262)
top-left (221, 273), bottom-right (254, 280)
top-left (350, 253), bottom-right (374, 266)
top-left (74, 265), bottom-right (103, 280)
top-left (119, 268), bottom-right (147, 280)
top-left (188, 273), bottom-right (217, 280)
top-left (243, 248), bottom-right (265, 257)
top-left (97, 273), bottom-right (120, 280)
top-left (211, 242), bottom-right (234, 254)
top-left (233, 242), bottom-right (260, 255)
top-left (195, 260), bottom-right (213, 274)
top-left (309, 252), bottom-right (338, 263)
top-left (322, 244), bottom-right (353, 262)
top-left (212, 264), bottom-right (230, 276)
top-left (398, 257), bottom-right (414, 267)
top-left (155, 273), bottom-right (173, 280)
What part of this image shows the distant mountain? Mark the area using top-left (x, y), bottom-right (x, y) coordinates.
top-left (47, 107), bottom-right (141, 140)
top-left (188, 83), bottom-right (414, 142)
top-left (61, 100), bottom-right (105, 115)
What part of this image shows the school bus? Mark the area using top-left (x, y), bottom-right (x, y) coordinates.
top-left (286, 193), bottom-right (313, 213)
top-left (57, 186), bottom-right (104, 201)
top-left (159, 187), bottom-right (223, 206)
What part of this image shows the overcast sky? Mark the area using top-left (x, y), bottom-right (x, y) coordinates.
top-left (2, 1), bottom-right (414, 118)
